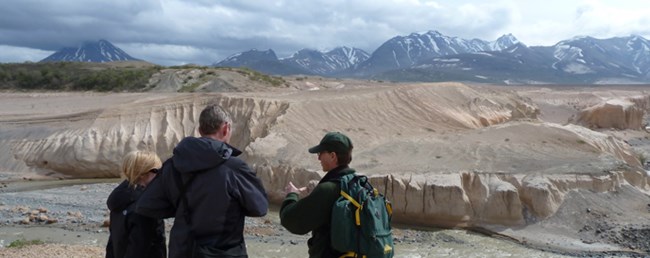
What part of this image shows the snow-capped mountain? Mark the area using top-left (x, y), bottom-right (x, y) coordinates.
top-left (279, 47), bottom-right (369, 75)
top-left (351, 30), bottom-right (520, 76)
top-left (40, 40), bottom-right (139, 63)
top-left (490, 33), bottom-right (520, 50)
top-left (549, 35), bottom-right (650, 77)
top-left (326, 47), bottom-right (370, 67)
top-left (214, 49), bottom-right (313, 76)
top-left (214, 47), bottom-right (369, 75)
top-left (215, 49), bottom-right (279, 67)
top-left (212, 30), bottom-right (650, 84)
top-left (392, 35), bottom-right (650, 84)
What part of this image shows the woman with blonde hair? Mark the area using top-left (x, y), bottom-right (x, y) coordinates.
top-left (106, 150), bottom-right (166, 258)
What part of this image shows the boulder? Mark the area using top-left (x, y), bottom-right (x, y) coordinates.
top-left (574, 99), bottom-right (644, 130)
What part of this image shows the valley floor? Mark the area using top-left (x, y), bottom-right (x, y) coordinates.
top-left (0, 179), bottom-right (646, 257)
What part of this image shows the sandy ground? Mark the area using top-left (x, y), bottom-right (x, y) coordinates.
top-left (2, 82), bottom-right (650, 257)
top-left (0, 179), bottom-right (587, 258)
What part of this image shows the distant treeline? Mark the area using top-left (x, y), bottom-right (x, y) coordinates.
top-left (0, 62), bottom-right (162, 92)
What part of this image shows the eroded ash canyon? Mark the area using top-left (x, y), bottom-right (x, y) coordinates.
top-left (2, 77), bottom-right (650, 254)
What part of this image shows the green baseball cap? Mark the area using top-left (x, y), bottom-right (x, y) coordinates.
top-left (308, 132), bottom-right (353, 154)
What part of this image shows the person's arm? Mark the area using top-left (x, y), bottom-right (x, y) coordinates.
top-left (280, 182), bottom-right (339, 235)
top-left (136, 164), bottom-right (175, 218)
top-left (231, 159), bottom-right (269, 217)
top-left (123, 215), bottom-right (160, 258)
top-left (105, 237), bottom-right (114, 258)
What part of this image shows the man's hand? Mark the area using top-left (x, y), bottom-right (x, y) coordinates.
top-left (284, 181), bottom-right (307, 196)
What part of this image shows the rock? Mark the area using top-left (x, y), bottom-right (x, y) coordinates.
top-left (67, 211), bottom-right (83, 218)
top-left (12, 206), bottom-right (30, 213)
top-left (574, 98), bottom-right (644, 130)
top-left (102, 219), bottom-right (110, 227)
top-left (520, 176), bottom-right (563, 219)
top-left (37, 207), bottom-right (48, 213)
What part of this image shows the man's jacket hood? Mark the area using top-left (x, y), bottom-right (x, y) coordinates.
top-left (171, 137), bottom-right (242, 173)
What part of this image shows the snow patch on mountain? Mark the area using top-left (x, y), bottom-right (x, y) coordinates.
top-left (41, 40), bottom-right (139, 63)
top-left (564, 63), bottom-right (594, 74)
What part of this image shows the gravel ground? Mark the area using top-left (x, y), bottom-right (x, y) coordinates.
top-left (0, 179), bottom-right (643, 258)
top-left (0, 244), bottom-right (103, 258)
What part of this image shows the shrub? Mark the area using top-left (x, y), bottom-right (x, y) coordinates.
top-left (0, 62), bottom-right (161, 92)
top-left (7, 238), bottom-right (44, 248)
top-left (639, 153), bottom-right (647, 166)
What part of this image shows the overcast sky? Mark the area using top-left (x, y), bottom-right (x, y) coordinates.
top-left (1, 0), bottom-right (648, 66)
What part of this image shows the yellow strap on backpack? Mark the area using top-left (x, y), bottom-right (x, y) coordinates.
top-left (340, 190), bottom-right (361, 208)
top-left (386, 201), bottom-right (393, 216)
top-left (341, 190), bottom-right (363, 226)
top-left (339, 251), bottom-right (367, 258)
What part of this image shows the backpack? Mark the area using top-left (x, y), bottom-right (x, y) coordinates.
top-left (330, 174), bottom-right (395, 258)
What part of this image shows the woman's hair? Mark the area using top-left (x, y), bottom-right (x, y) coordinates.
top-left (121, 150), bottom-right (162, 188)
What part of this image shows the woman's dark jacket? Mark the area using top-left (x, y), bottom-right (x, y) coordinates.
top-left (106, 180), bottom-right (166, 258)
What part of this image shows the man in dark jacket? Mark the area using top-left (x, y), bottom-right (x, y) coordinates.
top-left (280, 132), bottom-right (355, 258)
top-left (136, 104), bottom-right (269, 258)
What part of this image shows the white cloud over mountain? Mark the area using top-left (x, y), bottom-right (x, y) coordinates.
top-left (0, 0), bottom-right (648, 65)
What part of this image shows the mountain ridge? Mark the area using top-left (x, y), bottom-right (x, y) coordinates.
top-left (35, 31), bottom-right (650, 84)
top-left (214, 31), bottom-right (650, 84)
top-left (214, 47), bottom-right (370, 76)
top-left (348, 30), bottom-right (520, 77)
top-left (40, 40), bottom-right (140, 63)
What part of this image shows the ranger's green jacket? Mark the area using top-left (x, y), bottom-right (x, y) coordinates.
top-left (280, 166), bottom-right (356, 258)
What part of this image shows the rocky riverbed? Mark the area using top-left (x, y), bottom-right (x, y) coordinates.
top-left (0, 179), bottom-right (647, 257)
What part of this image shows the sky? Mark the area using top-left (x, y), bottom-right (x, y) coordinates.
top-left (1, 0), bottom-right (649, 66)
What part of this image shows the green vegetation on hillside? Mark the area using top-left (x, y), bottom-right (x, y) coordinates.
top-left (0, 62), bottom-right (162, 92)
top-left (231, 67), bottom-right (287, 87)
top-left (0, 62), bottom-right (290, 92)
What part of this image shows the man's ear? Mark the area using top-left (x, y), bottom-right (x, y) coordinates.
top-left (221, 122), bottom-right (230, 135)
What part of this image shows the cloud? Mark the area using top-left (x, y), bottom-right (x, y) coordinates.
top-left (117, 43), bottom-right (221, 66)
top-left (571, 1), bottom-right (650, 38)
top-left (0, 0), bottom-right (162, 50)
top-left (0, 0), bottom-right (648, 65)
top-left (0, 45), bottom-right (52, 63)
top-left (505, 0), bottom-right (650, 46)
